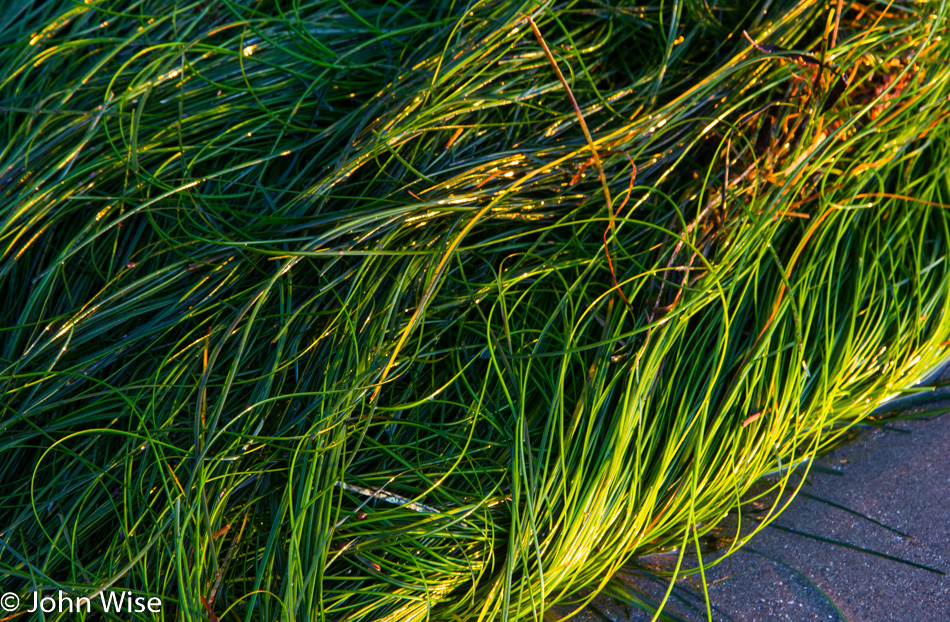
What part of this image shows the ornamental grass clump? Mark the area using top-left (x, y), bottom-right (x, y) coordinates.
top-left (0, 0), bottom-right (949, 620)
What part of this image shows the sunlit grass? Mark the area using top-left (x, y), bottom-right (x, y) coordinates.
top-left (0, 0), bottom-right (948, 620)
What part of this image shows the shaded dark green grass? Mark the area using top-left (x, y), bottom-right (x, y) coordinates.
top-left (0, 1), bottom-right (949, 620)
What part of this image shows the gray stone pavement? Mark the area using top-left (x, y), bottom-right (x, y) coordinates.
top-left (566, 412), bottom-right (950, 622)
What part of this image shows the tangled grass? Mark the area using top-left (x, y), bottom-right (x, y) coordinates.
top-left (1, 0), bottom-right (949, 620)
